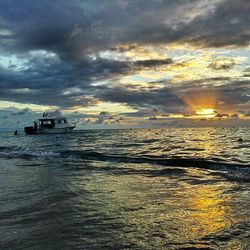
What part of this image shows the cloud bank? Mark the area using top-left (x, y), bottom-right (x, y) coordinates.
top-left (0, 0), bottom-right (249, 127)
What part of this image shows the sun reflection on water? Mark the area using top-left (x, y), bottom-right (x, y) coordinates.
top-left (187, 184), bottom-right (231, 234)
top-left (83, 162), bottom-right (246, 249)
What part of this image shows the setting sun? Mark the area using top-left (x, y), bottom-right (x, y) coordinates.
top-left (196, 108), bottom-right (216, 118)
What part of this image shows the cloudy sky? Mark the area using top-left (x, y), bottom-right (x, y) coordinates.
top-left (0, 0), bottom-right (250, 129)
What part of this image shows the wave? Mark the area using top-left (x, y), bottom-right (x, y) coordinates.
top-left (0, 146), bottom-right (60, 158)
top-left (1, 146), bottom-right (249, 170)
top-left (60, 150), bottom-right (250, 181)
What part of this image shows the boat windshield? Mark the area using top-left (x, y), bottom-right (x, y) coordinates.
top-left (40, 119), bottom-right (55, 128)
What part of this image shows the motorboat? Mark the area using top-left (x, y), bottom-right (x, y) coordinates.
top-left (24, 115), bottom-right (76, 134)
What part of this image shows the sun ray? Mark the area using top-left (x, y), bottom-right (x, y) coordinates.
top-left (180, 89), bottom-right (219, 118)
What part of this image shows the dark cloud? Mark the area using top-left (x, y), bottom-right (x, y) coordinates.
top-left (99, 111), bottom-right (109, 116)
top-left (215, 113), bottom-right (230, 118)
top-left (208, 59), bottom-right (235, 70)
top-left (214, 112), bottom-right (240, 120)
top-left (148, 116), bottom-right (158, 120)
top-left (92, 111), bottom-right (123, 125)
top-left (0, 55), bottom-right (175, 107)
top-left (1, 0), bottom-right (250, 59)
top-left (95, 86), bottom-right (184, 113)
top-left (242, 67), bottom-right (250, 77)
top-left (134, 58), bottom-right (173, 68)
top-left (186, 0), bottom-right (250, 47)
top-left (231, 113), bottom-right (239, 118)
top-left (217, 80), bottom-right (250, 106)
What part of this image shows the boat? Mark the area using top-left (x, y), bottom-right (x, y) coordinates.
top-left (24, 115), bottom-right (76, 135)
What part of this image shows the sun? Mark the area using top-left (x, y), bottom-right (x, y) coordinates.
top-left (196, 108), bottom-right (216, 118)
top-left (180, 89), bottom-right (219, 119)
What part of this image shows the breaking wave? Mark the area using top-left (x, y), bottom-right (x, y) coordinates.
top-left (0, 146), bottom-right (60, 158)
top-left (1, 146), bottom-right (249, 180)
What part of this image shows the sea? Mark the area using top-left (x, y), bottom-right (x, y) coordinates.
top-left (0, 127), bottom-right (249, 250)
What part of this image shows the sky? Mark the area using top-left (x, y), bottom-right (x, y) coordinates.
top-left (0, 0), bottom-right (250, 129)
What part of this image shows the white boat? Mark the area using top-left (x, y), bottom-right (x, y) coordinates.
top-left (24, 116), bottom-right (76, 134)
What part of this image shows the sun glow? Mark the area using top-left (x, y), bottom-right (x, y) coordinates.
top-left (196, 108), bottom-right (216, 118)
top-left (180, 89), bottom-right (219, 118)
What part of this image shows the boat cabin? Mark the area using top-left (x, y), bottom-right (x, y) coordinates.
top-left (38, 118), bottom-right (69, 128)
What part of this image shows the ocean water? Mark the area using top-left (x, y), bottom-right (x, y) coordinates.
top-left (0, 127), bottom-right (249, 250)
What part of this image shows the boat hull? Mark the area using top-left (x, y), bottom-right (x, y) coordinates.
top-left (24, 126), bottom-right (75, 135)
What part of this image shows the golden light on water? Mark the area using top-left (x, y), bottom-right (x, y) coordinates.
top-left (187, 184), bottom-right (231, 235)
